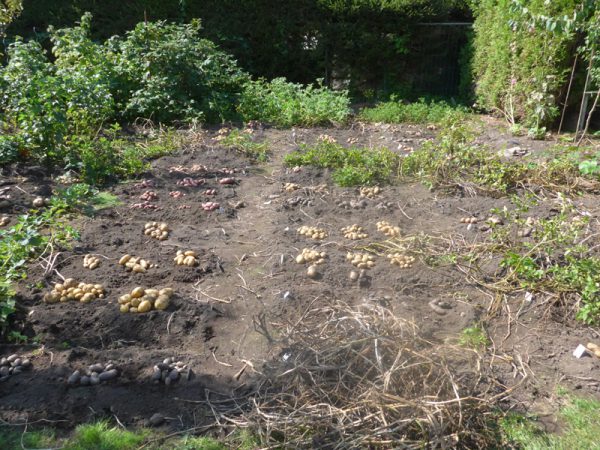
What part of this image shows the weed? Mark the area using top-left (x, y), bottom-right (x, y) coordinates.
top-left (64, 421), bottom-right (146, 450)
top-left (220, 129), bottom-right (269, 162)
top-left (359, 97), bottom-right (470, 125)
top-left (459, 326), bottom-right (489, 349)
top-left (175, 436), bottom-right (226, 450)
top-left (284, 140), bottom-right (399, 186)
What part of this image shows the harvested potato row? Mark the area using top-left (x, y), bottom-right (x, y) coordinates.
top-left (118, 254), bottom-right (155, 273)
top-left (460, 217), bottom-right (478, 224)
top-left (151, 357), bottom-right (188, 385)
top-left (341, 224), bottom-right (368, 240)
top-left (139, 190), bottom-right (158, 201)
top-left (297, 225), bottom-right (327, 240)
top-left (359, 186), bottom-right (381, 198)
top-left (284, 182), bottom-right (300, 193)
top-left (376, 221), bottom-right (401, 238)
top-left (44, 278), bottom-right (105, 304)
top-left (118, 287), bottom-right (174, 313)
top-left (83, 254), bottom-right (101, 270)
top-left (295, 248), bottom-right (327, 265)
top-left (68, 362), bottom-right (120, 386)
top-left (174, 250), bottom-right (199, 267)
top-left (0, 354), bottom-right (32, 381)
top-left (0, 216), bottom-right (9, 227)
top-left (346, 252), bottom-right (375, 269)
top-left (144, 222), bottom-right (169, 240)
top-left (387, 253), bottom-right (416, 269)
top-left (201, 201), bottom-right (220, 211)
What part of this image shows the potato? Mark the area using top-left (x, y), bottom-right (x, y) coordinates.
top-left (64, 278), bottom-right (76, 288)
top-left (184, 250), bottom-right (197, 257)
top-left (154, 297), bottom-right (169, 310)
top-left (131, 287), bottom-right (145, 298)
top-left (32, 197), bottom-right (45, 207)
top-left (132, 265), bottom-right (146, 273)
top-left (130, 298), bottom-right (141, 308)
top-left (119, 255), bottom-right (131, 265)
top-left (129, 307), bottom-right (138, 313)
top-left (145, 289), bottom-right (159, 297)
top-left (159, 288), bottom-right (173, 297)
top-left (295, 255), bottom-right (305, 264)
top-left (81, 293), bottom-right (95, 303)
top-left (138, 300), bottom-right (152, 313)
top-left (307, 265), bottom-right (319, 279)
top-left (184, 256), bottom-right (196, 266)
top-left (119, 304), bottom-right (130, 313)
top-left (118, 294), bottom-right (131, 304)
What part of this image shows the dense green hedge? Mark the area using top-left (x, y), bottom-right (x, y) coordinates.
top-left (471, 0), bottom-right (579, 131)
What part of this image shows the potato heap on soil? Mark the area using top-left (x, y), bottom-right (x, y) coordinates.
top-left (297, 225), bottom-right (327, 240)
top-left (44, 279), bottom-right (105, 303)
top-left (0, 354), bottom-right (32, 381)
top-left (295, 248), bottom-right (327, 265)
top-left (144, 222), bottom-right (169, 240)
top-left (376, 221), bottom-right (401, 238)
top-left (118, 287), bottom-right (173, 313)
top-left (460, 217), bottom-right (478, 224)
top-left (83, 254), bottom-right (101, 270)
top-left (284, 182), bottom-right (300, 192)
top-left (174, 250), bottom-right (199, 267)
top-left (0, 216), bottom-right (9, 227)
top-left (341, 224), bottom-right (368, 240)
top-left (151, 357), bottom-right (188, 385)
top-left (387, 253), bottom-right (416, 268)
top-left (68, 362), bottom-right (120, 386)
top-left (346, 252), bottom-right (375, 269)
top-left (359, 186), bottom-right (381, 198)
top-left (118, 254), bottom-right (154, 273)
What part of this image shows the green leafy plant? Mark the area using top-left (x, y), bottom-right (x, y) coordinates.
top-left (359, 97), bottom-right (470, 125)
top-left (459, 326), bottom-right (489, 349)
top-left (284, 140), bottom-right (399, 186)
top-left (220, 129), bottom-right (269, 161)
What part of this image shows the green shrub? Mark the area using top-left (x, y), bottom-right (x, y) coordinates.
top-left (359, 98), bottom-right (470, 124)
top-left (238, 78), bottom-right (350, 127)
top-left (284, 140), bottom-right (399, 186)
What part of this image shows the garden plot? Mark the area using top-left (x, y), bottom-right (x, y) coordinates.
top-left (1, 122), bottom-right (600, 439)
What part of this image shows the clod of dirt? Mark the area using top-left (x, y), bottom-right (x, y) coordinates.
top-left (285, 196), bottom-right (313, 207)
top-left (318, 134), bottom-right (336, 144)
top-left (428, 299), bottom-right (452, 315)
top-left (168, 164), bottom-right (207, 174)
top-left (144, 222), bottom-right (170, 240)
top-left (586, 342), bottom-right (600, 358)
top-left (119, 254), bottom-right (155, 273)
top-left (176, 177), bottom-right (206, 187)
top-left (375, 201), bottom-right (395, 210)
top-left (218, 177), bottom-right (236, 185)
top-left (297, 225), bottom-right (327, 240)
top-left (0, 216), bottom-right (9, 227)
top-left (139, 190), bottom-right (159, 201)
top-left (518, 228), bottom-right (533, 237)
top-left (338, 199), bottom-right (367, 210)
top-left (148, 413), bottom-right (166, 427)
top-left (376, 221), bottom-right (401, 238)
top-left (201, 202), bottom-right (220, 211)
top-left (118, 287), bottom-right (174, 313)
top-left (174, 250), bottom-right (199, 267)
top-left (229, 200), bottom-right (245, 209)
top-left (0, 354), bottom-right (32, 382)
top-left (460, 217), bottom-right (478, 224)
top-left (67, 362), bottom-right (120, 386)
top-left (346, 252), bottom-right (375, 269)
top-left (44, 279), bottom-right (105, 304)
top-left (387, 253), bottom-right (415, 268)
top-left (341, 224), bottom-right (368, 240)
top-left (296, 248), bottom-right (327, 265)
top-left (284, 182), bottom-right (300, 193)
top-left (487, 215), bottom-right (503, 225)
top-left (83, 254), bottom-right (101, 270)
top-left (359, 186), bottom-right (381, 198)
top-left (306, 264), bottom-right (320, 279)
top-left (151, 357), bottom-right (188, 386)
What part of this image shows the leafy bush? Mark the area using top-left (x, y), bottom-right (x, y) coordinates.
top-left (238, 78), bottom-right (350, 127)
top-left (284, 140), bottom-right (399, 186)
top-left (359, 98), bottom-right (470, 124)
top-left (108, 19), bottom-right (249, 123)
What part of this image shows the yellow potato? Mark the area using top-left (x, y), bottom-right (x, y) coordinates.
top-left (130, 298), bottom-right (141, 308)
top-left (184, 250), bottom-right (197, 257)
top-left (120, 304), bottom-right (130, 313)
top-left (138, 300), bottom-right (152, 313)
top-left (159, 288), bottom-right (173, 297)
top-left (118, 294), bottom-right (131, 304)
top-left (154, 297), bottom-right (169, 310)
top-left (131, 287), bottom-right (145, 298)
top-left (145, 289), bottom-right (159, 297)
top-left (81, 293), bottom-right (95, 303)
top-left (132, 265), bottom-right (146, 273)
top-left (119, 254), bottom-right (131, 265)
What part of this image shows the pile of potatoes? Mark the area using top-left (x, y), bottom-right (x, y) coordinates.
top-left (295, 248), bottom-right (327, 265)
top-left (177, 177), bottom-right (206, 187)
top-left (377, 221), bottom-right (401, 238)
top-left (83, 254), bottom-right (101, 270)
top-left (201, 201), bottom-right (220, 211)
top-left (118, 287), bottom-right (173, 313)
top-left (118, 254), bottom-right (154, 273)
top-left (203, 189), bottom-right (217, 196)
top-left (174, 250), bottom-right (199, 267)
top-left (144, 222), bottom-right (169, 240)
top-left (284, 182), bottom-right (300, 193)
top-left (337, 199), bottom-right (367, 210)
top-left (341, 224), bottom-right (368, 240)
top-left (44, 279), bottom-right (105, 304)
top-left (32, 196), bottom-right (50, 208)
top-left (387, 253), bottom-right (416, 268)
top-left (359, 186), bottom-right (381, 198)
top-left (139, 191), bottom-right (158, 201)
top-left (68, 362), bottom-right (120, 386)
top-left (346, 252), bottom-right (375, 269)
top-left (460, 217), bottom-right (478, 224)
top-left (0, 354), bottom-right (32, 381)
top-left (297, 225), bottom-right (327, 240)
top-left (151, 357), bottom-right (188, 385)
top-left (0, 216), bottom-right (9, 227)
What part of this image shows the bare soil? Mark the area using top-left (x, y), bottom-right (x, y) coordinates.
top-left (1, 119), bottom-right (599, 434)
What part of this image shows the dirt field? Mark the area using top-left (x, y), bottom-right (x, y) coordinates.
top-left (1, 119), bottom-right (600, 434)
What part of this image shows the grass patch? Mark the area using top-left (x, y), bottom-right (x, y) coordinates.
top-left (65, 422), bottom-right (147, 450)
top-left (459, 326), bottom-right (489, 350)
top-left (284, 140), bottom-right (399, 186)
top-left (501, 394), bottom-right (600, 449)
top-left (359, 98), bottom-right (470, 125)
top-left (219, 128), bottom-right (269, 162)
